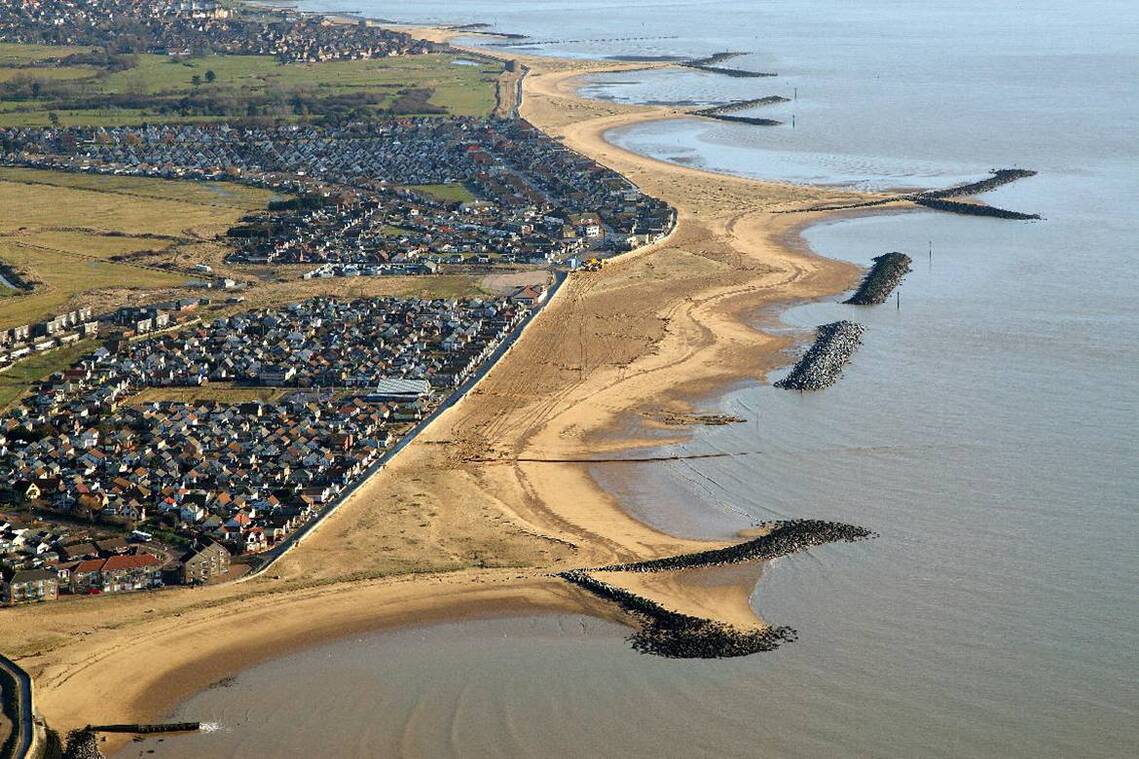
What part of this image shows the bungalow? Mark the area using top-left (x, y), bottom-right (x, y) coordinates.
top-left (508, 284), bottom-right (547, 306)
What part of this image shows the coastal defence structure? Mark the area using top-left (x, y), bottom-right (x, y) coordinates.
top-left (789, 168), bottom-right (1042, 220)
top-left (844, 251), bottom-right (912, 305)
top-left (560, 569), bottom-right (798, 658)
top-left (595, 520), bottom-right (877, 573)
top-left (680, 51), bottom-right (777, 78)
top-left (692, 95), bottom-right (789, 126)
top-left (773, 321), bottom-right (865, 391)
top-left (559, 520), bottom-right (876, 658)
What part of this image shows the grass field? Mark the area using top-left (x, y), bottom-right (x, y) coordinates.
top-left (407, 183), bottom-right (479, 204)
top-left (18, 230), bottom-right (172, 260)
top-left (130, 385), bottom-right (291, 405)
top-left (0, 42), bottom-right (93, 65)
top-left (0, 47), bottom-right (501, 126)
top-left (0, 168), bottom-right (279, 330)
top-left (0, 167), bottom-right (279, 211)
top-left (0, 242), bottom-right (186, 330)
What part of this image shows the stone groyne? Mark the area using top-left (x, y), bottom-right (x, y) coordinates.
top-left (698, 114), bottom-right (782, 127)
top-left (913, 197), bottom-right (1041, 220)
top-left (693, 95), bottom-right (789, 117)
top-left (496, 35), bottom-right (679, 47)
top-left (86, 722), bottom-right (200, 734)
top-left (773, 321), bottom-right (865, 391)
top-left (920, 168), bottom-right (1037, 199)
top-left (682, 64), bottom-right (777, 78)
top-left (557, 521), bottom-right (875, 658)
top-left (784, 167), bottom-right (1041, 220)
top-left (681, 51), bottom-right (776, 78)
top-left (595, 519), bottom-right (877, 573)
top-left (844, 252), bottom-right (912, 305)
top-left (558, 570), bottom-right (798, 658)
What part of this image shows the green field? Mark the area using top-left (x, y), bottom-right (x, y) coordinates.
top-left (408, 183), bottom-right (479, 204)
top-left (0, 42), bottom-right (94, 65)
top-left (0, 45), bottom-right (501, 126)
top-left (0, 168), bottom-right (279, 330)
top-left (0, 167), bottom-right (279, 211)
top-left (0, 242), bottom-right (187, 330)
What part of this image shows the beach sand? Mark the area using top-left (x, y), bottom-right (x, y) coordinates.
top-left (0, 39), bottom-right (905, 750)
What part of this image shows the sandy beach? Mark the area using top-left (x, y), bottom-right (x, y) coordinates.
top-left (0, 36), bottom-right (906, 751)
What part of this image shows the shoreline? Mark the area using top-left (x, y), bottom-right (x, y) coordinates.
top-left (3, 30), bottom-right (884, 754)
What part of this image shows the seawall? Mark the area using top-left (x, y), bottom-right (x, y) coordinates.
top-left (558, 570), bottom-right (798, 658)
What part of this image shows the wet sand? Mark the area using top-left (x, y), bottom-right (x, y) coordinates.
top-left (0, 36), bottom-right (890, 753)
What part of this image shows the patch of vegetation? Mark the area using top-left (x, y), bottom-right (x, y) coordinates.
top-left (407, 183), bottom-right (478, 204)
top-left (19, 230), bottom-right (171, 260)
top-left (0, 48), bottom-right (499, 127)
top-left (0, 242), bottom-right (187, 330)
top-left (0, 169), bottom-right (279, 331)
top-left (129, 385), bottom-right (290, 405)
top-left (0, 167), bottom-right (279, 211)
top-left (397, 275), bottom-right (491, 301)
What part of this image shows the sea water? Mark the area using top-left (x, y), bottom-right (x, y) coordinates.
top-left (137, 2), bottom-right (1139, 757)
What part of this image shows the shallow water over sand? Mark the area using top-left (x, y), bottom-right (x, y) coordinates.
top-left (144, 1), bottom-right (1139, 757)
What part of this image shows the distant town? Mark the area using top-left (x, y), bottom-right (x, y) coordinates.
top-left (1, 0), bottom-right (438, 62)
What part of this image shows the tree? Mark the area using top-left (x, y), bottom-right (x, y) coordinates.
top-left (191, 74), bottom-right (202, 88)
top-left (47, 111), bottom-right (60, 127)
top-left (205, 69), bottom-right (216, 84)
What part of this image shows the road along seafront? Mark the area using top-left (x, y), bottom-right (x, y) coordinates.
top-left (0, 35), bottom-right (899, 753)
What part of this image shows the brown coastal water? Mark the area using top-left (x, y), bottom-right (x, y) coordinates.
top-left (131, 1), bottom-right (1139, 757)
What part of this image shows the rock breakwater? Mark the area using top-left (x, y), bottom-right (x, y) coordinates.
top-left (920, 168), bottom-right (1037, 199)
top-left (693, 95), bottom-right (790, 116)
top-left (913, 197), bottom-right (1041, 220)
top-left (698, 114), bottom-right (782, 126)
top-left (559, 570), bottom-right (798, 658)
top-left (785, 167), bottom-right (1041, 220)
top-left (595, 519), bottom-right (877, 572)
top-left (773, 321), bottom-right (865, 391)
top-left (681, 51), bottom-right (776, 78)
top-left (556, 521), bottom-right (875, 658)
top-left (844, 252), bottom-right (912, 305)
